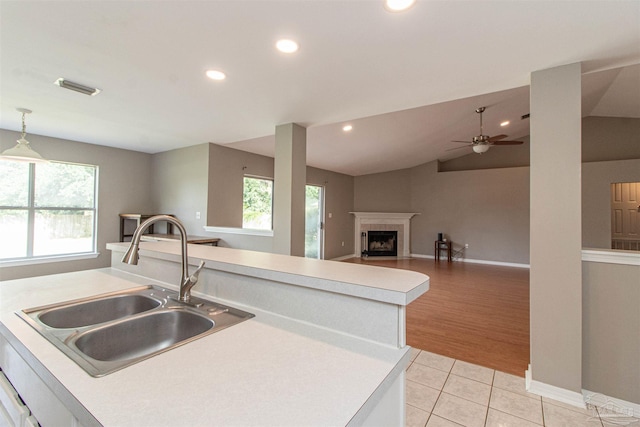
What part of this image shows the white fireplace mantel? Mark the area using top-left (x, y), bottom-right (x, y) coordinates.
top-left (350, 212), bottom-right (419, 258)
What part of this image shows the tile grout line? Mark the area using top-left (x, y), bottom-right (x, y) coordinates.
top-left (482, 370), bottom-right (495, 427)
top-left (408, 348), bottom-right (640, 427)
top-left (424, 366), bottom-right (450, 427)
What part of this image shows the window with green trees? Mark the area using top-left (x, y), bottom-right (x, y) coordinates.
top-left (0, 160), bottom-right (98, 261)
top-left (242, 176), bottom-right (273, 230)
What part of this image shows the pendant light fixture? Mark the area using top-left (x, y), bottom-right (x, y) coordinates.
top-left (1, 108), bottom-right (48, 163)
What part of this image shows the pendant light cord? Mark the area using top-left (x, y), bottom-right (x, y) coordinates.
top-left (21, 111), bottom-right (27, 140)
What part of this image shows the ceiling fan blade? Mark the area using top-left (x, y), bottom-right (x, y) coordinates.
top-left (451, 140), bottom-right (473, 144)
top-left (446, 145), bottom-right (472, 152)
top-left (488, 134), bottom-right (508, 142)
top-left (491, 140), bottom-right (523, 145)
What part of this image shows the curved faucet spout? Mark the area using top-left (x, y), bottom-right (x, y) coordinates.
top-left (121, 215), bottom-right (204, 303)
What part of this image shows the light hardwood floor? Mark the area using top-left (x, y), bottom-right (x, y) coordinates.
top-left (344, 257), bottom-right (530, 377)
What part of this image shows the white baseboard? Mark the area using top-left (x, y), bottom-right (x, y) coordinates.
top-left (410, 253), bottom-right (530, 269)
top-left (525, 365), bottom-right (586, 408)
top-left (330, 253), bottom-right (356, 261)
top-left (524, 376), bottom-right (640, 419)
top-left (583, 389), bottom-right (640, 418)
top-left (333, 252), bottom-right (530, 269)
top-left (409, 253), bottom-right (431, 259)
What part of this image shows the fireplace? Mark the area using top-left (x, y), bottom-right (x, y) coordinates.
top-left (366, 231), bottom-right (398, 257)
top-left (351, 212), bottom-right (419, 258)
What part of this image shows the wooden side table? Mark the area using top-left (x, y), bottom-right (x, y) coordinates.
top-left (435, 240), bottom-right (452, 262)
top-left (119, 214), bottom-right (174, 242)
top-left (140, 234), bottom-right (220, 246)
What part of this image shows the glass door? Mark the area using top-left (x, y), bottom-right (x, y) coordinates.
top-left (305, 185), bottom-right (324, 259)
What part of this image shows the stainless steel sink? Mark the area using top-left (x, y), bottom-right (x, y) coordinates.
top-left (38, 294), bottom-right (161, 328)
top-left (18, 285), bottom-right (254, 377)
top-left (73, 309), bottom-right (214, 362)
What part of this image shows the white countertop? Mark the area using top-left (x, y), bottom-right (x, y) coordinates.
top-left (0, 268), bottom-right (413, 426)
top-left (107, 241), bottom-right (430, 305)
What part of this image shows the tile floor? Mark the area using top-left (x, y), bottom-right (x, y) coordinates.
top-left (406, 348), bottom-right (639, 427)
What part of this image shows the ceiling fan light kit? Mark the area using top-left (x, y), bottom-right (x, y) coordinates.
top-left (472, 144), bottom-right (490, 154)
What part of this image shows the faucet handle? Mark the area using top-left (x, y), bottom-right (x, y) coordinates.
top-left (189, 260), bottom-right (206, 284)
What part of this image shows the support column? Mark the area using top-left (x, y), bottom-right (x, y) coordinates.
top-left (273, 123), bottom-right (306, 256)
top-left (528, 63), bottom-right (583, 403)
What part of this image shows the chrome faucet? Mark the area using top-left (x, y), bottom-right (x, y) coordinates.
top-left (122, 215), bottom-right (205, 303)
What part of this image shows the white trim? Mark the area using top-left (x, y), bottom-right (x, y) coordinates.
top-left (458, 256), bottom-right (530, 269)
top-left (331, 253), bottom-right (357, 261)
top-left (409, 253), bottom-right (432, 259)
top-left (0, 252), bottom-right (100, 268)
top-left (203, 226), bottom-right (274, 237)
top-left (583, 389), bottom-right (640, 418)
top-left (525, 365), bottom-right (586, 408)
top-left (410, 253), bottom-right (530, 269)
top-left (349, 212), bottom-right (419, 220)
top-left (582, 248), bottom-right (640, 266)
top-left (351, 212), bottom-right (419, 258)
top-left (359, 256), bottom-right (415, 261)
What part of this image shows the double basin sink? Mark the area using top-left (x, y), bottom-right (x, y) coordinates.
top-left (18, 285), bottom-right (254, 377)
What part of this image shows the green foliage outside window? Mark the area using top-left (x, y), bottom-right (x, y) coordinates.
top-left (242, 177), bottom-right (273, 230)
top-left (305, 185), bottom-right (321, 258)
top-left (0, 160), bottom-right (97, 260)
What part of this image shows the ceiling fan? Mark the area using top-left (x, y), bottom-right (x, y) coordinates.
top-left (450, 107), bottom-right (523, 154)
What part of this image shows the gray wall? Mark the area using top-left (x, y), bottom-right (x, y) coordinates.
top-left (529, 63), bottom-right (583, 394)
top-left (152, 143), bottom-right (355, 259)
top-left (582, 159), bottom-right (640, 249)
top-left (582, 261), bottom-right (640, 404)
top-left (205, 143), bottom-right (276, 252)
top-left (0, 130), bottom-right (153, 281)
top-left (582, 117), bottom-right (640, 162)
top-left (353, 162), bottom-right (530, 265)
top-left (307, 166), bottom-right (355, 260)
top-left (354, 168), bottom-right (411, 213)
top-left (151, 143), bottom-right (209, 235)
top-left (411, 162), bottom-right (530, 263)
top-left (208, 143), bottom-right (273, 228)
top-left (351, 116), bottom-right (639, 265)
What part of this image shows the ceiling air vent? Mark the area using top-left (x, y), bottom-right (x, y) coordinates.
top-left (54, 78), bottom-right (101, 96)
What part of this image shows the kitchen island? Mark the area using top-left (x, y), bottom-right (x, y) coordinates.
top-left (0, 243), bottom-right (429, 426)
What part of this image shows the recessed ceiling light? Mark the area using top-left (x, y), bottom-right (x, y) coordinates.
top-left (206, 70), bottom-right (226, 80)
top-left (276, 39), bottom-right (299, 53)
top-left (343, 125), bottom-right (353, 132)
top-left (384, 0), bottom-right (416, 12)
top-left (500, 121), bottom-right (510, 127)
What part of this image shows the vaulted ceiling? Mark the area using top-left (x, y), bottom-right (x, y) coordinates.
top-left (1, 1), bottom-right (639, 176)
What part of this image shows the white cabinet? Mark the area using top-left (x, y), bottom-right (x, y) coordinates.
top-left (0, 369), bottom-right (32, 427)
top-left (0, 334), bottom-right (84, 427)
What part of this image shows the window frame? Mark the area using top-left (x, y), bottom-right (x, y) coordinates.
top-left (0, 160), bottom-right (99, 264)
top-left (242, 175), bottom-right (274, 231)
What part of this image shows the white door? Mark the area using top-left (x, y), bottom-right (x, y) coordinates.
top-left (611, 182), bottom-right (640, 250)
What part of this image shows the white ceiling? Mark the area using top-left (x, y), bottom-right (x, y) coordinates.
top-left (1, 1), bottom-right (639, 176)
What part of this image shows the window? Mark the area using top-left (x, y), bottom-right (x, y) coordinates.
top-left (0, 160), bottom-right (98, 261)
top-left (242, 176), bottom-right (273, 230)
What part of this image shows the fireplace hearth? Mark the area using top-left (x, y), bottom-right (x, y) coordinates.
top-left (366, 231), bottom-right (398, 257)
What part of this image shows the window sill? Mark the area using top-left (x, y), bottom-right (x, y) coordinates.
top-left (203, 226), bottom-right (274, 237)
top-left (0, 252), bottom-right (100, 268)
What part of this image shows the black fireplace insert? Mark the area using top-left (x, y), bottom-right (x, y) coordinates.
top-left (366, 230), bottom-right (398, 257)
